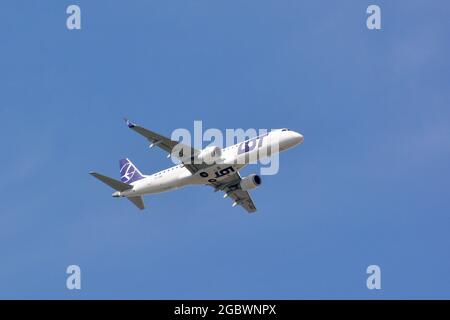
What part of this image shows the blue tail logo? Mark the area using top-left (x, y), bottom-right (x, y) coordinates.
top-left (119, 158), bottom-right (145, 184)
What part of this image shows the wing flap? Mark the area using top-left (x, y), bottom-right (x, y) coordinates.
top-left (228, 189), bottom-right (257, 213)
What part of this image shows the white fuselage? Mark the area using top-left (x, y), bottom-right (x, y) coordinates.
top-left (119, 129), bottom-right (303, 198)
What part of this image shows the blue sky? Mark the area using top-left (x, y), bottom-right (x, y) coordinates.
top-left (1, 0), bottom-right (449, 299)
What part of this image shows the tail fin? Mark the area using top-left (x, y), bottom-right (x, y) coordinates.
top-left (119, 158), bottom-right (145, 184)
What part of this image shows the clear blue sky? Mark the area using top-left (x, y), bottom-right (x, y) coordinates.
top-left (1, 1), bottom-right (449, 299)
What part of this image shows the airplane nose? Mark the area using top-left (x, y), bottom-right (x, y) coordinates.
top-left (291, 131), bottom-right (304, 145)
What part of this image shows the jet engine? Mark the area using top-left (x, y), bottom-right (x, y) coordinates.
top-left (240, 174), bottom-right (262, 191)
top-left (197, 146), bottom-right (222, 163)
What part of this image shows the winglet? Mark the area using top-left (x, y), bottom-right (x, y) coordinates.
top-left (124, 118), bottom-right (136, 128)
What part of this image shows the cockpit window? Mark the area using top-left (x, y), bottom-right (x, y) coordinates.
top-left (281, 128), bottom-right (289, 132)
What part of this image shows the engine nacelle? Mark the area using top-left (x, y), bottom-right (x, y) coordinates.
top-left (239, 174), bottom-right (262, 191)
top-left (197, 146), bottom-right (222, 164)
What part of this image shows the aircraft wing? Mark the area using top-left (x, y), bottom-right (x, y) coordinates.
top-left (125, 119), bottom-right (208, 173)
top-left (209, 172), bottom-right (257, 213)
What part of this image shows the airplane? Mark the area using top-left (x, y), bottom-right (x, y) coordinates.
top-left (90, 120), bottom-right (304, 213)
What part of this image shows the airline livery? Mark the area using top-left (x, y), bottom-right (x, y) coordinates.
top-left (90, 120), bottom-right (304, 213)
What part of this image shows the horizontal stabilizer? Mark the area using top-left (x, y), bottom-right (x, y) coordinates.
top-left (90, 172), bottom-right (133, 192)
top-left (127, 196), bottom-right (145, 210)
